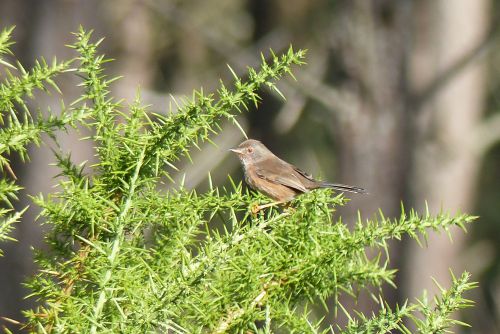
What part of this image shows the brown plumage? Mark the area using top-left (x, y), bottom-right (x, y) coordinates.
top-left (230, 139), bottom-right (367, 203)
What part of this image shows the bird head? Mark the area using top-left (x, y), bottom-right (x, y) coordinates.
top-left (230, 139), bottom-right (272, 165)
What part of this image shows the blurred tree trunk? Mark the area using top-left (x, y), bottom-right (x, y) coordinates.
top-left (109, 0), bottom-right (155, 100)
top-left (405, 0), bottom-right (490, 300)
top-left (325, 0), bottom-right (490, 316)
top-left (307, 2), bottom-right (414, 322)
top-left (328, 0), bottom-right (411, 279)
top-left (329, 1), bottom-right (412, 220)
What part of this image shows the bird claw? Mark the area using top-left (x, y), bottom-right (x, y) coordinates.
top-left (251, 203), bottom-right (262, 215)
top-left (250, 201), bottom-right (287, 215)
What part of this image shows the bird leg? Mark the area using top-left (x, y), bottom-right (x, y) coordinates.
top-left (251, 201), bottom-right (286, 214)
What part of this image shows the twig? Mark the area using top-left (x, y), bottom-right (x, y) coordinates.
top-left (89, 146), bottom-right (146, 334)
top-left (212, 289), bottom-right (267, 334)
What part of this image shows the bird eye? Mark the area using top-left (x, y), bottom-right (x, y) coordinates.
top-left (247, 147), bottom-right (253, 153)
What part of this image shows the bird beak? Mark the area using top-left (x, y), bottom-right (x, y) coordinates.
top-left (229, 147), bottom-right (243, 154)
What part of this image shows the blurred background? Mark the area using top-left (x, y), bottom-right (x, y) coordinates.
top-left (0, 0), bottom-right (499, 332)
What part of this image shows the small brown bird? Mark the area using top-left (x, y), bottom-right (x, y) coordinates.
top-left (230, 139), bottom-right (366, 211)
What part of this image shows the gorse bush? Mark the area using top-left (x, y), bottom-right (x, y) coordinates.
top-left (0, 26), bottom-right (476, 333)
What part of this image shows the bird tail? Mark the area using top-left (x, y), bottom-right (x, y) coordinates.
top-left (319, 182), bottom-right (368, 194)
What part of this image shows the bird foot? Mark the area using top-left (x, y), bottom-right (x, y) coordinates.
top-left (250, 201), bottom-right (286, 214)
top-left (251, 203), bottom-right (262, 215)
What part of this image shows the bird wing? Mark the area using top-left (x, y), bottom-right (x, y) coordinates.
top-left (254, 158), bottom-right (310, 193)
top-left (291, 166), bottom-right (316, 182)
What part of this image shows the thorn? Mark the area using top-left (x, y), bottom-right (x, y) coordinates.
top-left (4, 162), bottom-right (17, 180)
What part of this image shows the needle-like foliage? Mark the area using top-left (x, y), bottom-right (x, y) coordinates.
top-left (0, 26), bottom-right (80, 257)
top-left (0, 26), bottom-right (477, 333)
